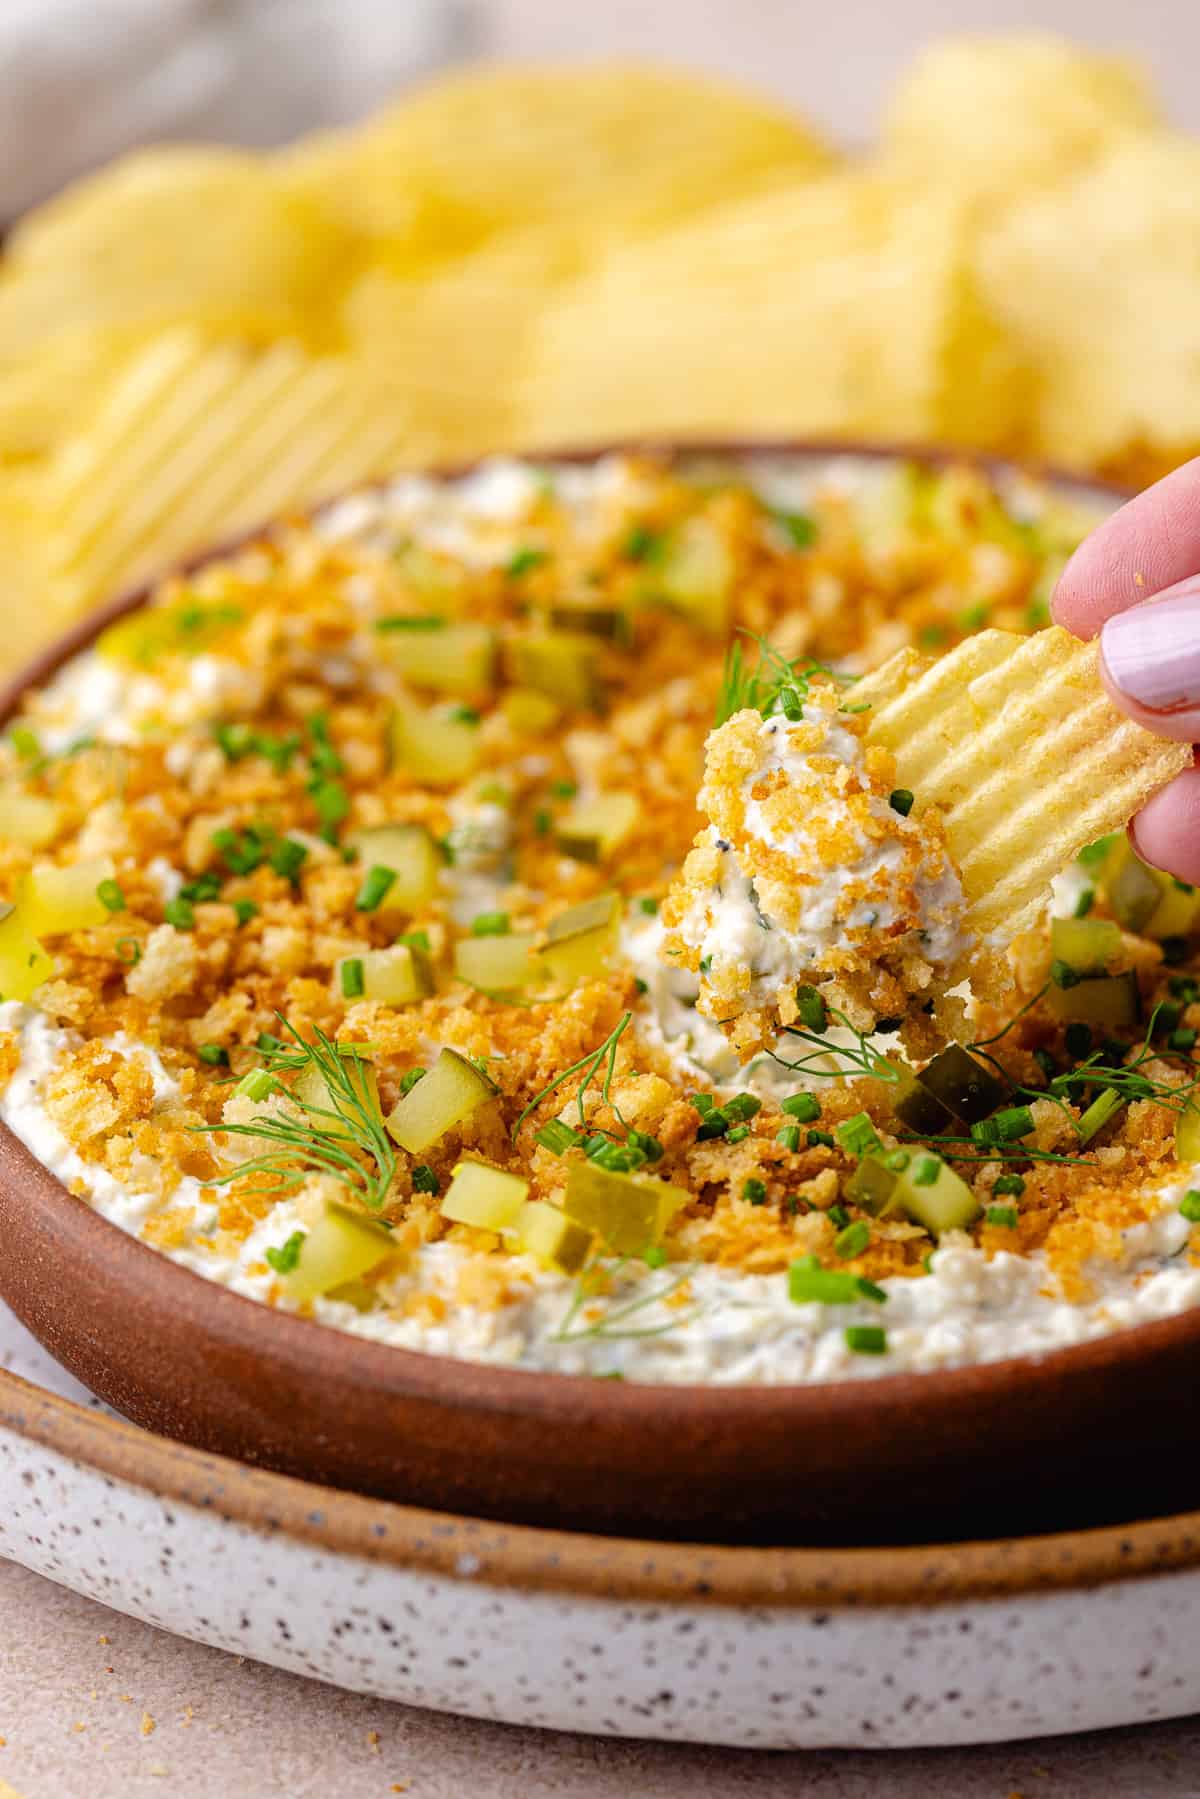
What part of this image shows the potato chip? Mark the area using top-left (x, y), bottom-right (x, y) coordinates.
top-left (976, 135), bottom-right (1200, 470)
top-left (279, 64), bottom-right (833, 260)
top-left (883, 35), bottom-right (1158, 201)
top-left (864, 627), bottom-right (1191, 936)
top-left (33, 330), bottom-right (418, 614)
top-left (512, 171), bottom-right (1028, 453)
top-left (0, 148), bottom-right (353, 361)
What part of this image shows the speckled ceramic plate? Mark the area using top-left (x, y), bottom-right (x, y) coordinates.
top-left (3, 1300), bottom-right (1200, 1751)
top-left (6, 441), bottom-right (1199, 1549)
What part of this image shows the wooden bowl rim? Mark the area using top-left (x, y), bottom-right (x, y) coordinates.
top-left (7, 435), bottom-right (1192, 1586)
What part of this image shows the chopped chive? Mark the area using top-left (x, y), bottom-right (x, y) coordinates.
top-left (213, 721), bottom-right (253, 760)
top-left (397, 930), bottom-right (430, 953)
top-left (1180, 1191), bottom-right (1200, 1223)
top-left (725, 1124), bottom-right (750, 1143)
top-left (311, 778), bottom-right (350, 839)
top-left (551, 779), bottom-right (577, 799)
top-left (691, 1092), bottom-right (716, 1114)
top-left (698, 955), bottom-right (712, 974)
top-left (888, 788), bottom-right (914, 818)
top-left (115, 938), bottom-right (141, 964)
top-left (637, 896), bottom-right (659, 916)
top-left (1051, 958), bottom-right (1080, 990)
top-left (505, 547), bottom-right (548, 579)
top-left (237, 1068), bottom-right (278, 1103)
top-left (356, 865), bottom-right (397, 913)
top-left (340, 958), bottom-right (365, 999)
top-left (255, 1032), bottom-right (284, 1055)
top-left (807, 1128), bottom-right (835, 1148)
top-left (449, 706), bottom-right (480, 725)
top-left (742, 1177), bottom-right (767, 1206)
top-left (911, 1154), bottom-right (941, 1187)
top-left (834, 1219), bottom-right (871, 1259)
top-left (971, 1105), bottom-right (1035, 1145)
top-left (265, 1231), bottom-right (305, 1275)
top-left (163, 897), bottom-right (194, 931)
top-left (269, 838), bottom-right (308, 883)
top-left (1078, 835), bottom-right (1118, 872)
top-left (471, 911), bottom-right (510, 937)
top-left (993, 1173), bottom-right (1026, 1198)
top-left (985, 1205), bottom-right (1019, 1230)
top-left (180, 872), bottom-right (221, 904)
top-left (782, 1092), bottom-right (821, 1123)
top-left (534, 808), bottom-right (552, 835)
top-left (643, 1244), bottom-right (668, 1269)
top-left (96, 878), bottom-right (126, 913)
top-left (844, 1325), bottom-right (888, 1355)
top-left (197, 1043), bottom-right (229, 1067)
top-left (375, 614), bottom-right (447, 632)
top-left (1074, 888), bottom-right (1095, 919)
top-left (1169, 1027), bottom-right (1198, 1053)
top-left (776, 1124), bottom-right (801, 1151)
top-left (233, 898), bottom-right (259, 926)
top-left (958, 603), bottom-right (990, 633)
top-left (10, 724), bottom-right (40, 761)
top-left (621, 523), bottom-right (663, 563)
top-left (828, 1205), bottom-right (850, 1230)
top-left (771, 508), bottom-right (817, 549)
top-left (1077, 1088), bottom-right (1126, 1145)
top-left (535, 1119), bottom-right (579, 1156)
top-left (212, 827), bottom-right (266, 876)
top-left (788, 1255), bottom-right (886, 1307)
top-left (724, 1093), bottom-right (762, 1124)
top-left (411, 1164), bottom-right (440, 1195)
top-left (399, 1067), bottom-right (426, 1096)
top-left (836, 1111), bottom-right (880, 1158)
top-left (627, 1130), bottom-right (663, 1162)
top-left (795, 984), bottom-right (827, 1032)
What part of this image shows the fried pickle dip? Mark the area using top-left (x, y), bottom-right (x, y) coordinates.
top-left (3, 449), bottom-right (1200, 1387)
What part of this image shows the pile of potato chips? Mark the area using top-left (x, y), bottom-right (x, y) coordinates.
top-left (1, 38), bottom-right (1198, 668)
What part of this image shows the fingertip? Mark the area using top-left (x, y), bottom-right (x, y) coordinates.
top-left (1129, 766), bottom-right (1200, 886)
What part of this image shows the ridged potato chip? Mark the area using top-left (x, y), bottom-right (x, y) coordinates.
top-left (281, 64), bottom-right (833, 257)
top-left (33, 331), bottom-right (416, 614)
top-left (512, 173), bottom-right (1027, 453)
top-left (863, 626), bottom-right (1192, 936)
top-left (883, 34), bottom-right (1158, 201)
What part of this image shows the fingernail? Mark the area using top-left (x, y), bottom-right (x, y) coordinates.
top-left (1101, 583), bottom-right (1200, 713)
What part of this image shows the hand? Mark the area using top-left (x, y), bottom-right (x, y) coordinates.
top-left (1052, 454), bottom-right (1200, 883)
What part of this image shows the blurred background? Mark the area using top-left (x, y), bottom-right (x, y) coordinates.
top-left (2, 0), bottom-right (1198, 669)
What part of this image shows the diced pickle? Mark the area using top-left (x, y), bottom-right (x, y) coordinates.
top-left (454, 932), bottom-right (542, 994)
top-left (21, 857), bottom-right (116, 936)
top-left (294, 1050), bottom-right (382, 1125)
top-left (439, 1160), bottom-right (528, 1232)
top-left (501, 688), bottom-right (561, 736)
top-left (562, 1162), bottom-right (688, 1255)
top-left (891, 1067), bottom-right (957, 1137)
top-left (652, 515), bottom-right (732, 634)
top-left (282, 1204), bottom-right (394, 1305)
top-left (915, 1043), bottom-right (1010, 1124)
top-left (345, 823), bottom-right (440, 914)
top-left (392, 542), bottom-right (464, 601)
top-left (1148, 880), bottom-right (1200, 941)
top-left (555, 794), bottom-right (637, 863)
top-left (512, 1199), bottom-right (592, 1273)
top-left (380, 622), bottom-right (496, 697)
top-left (339, 945), bottom-right (433, 1007)
top-left (1177, 1103), bottom-right (1200, 1166)
top-left (0, 902), bottom-right (54, 1002)
top-left (845, 1156), bottom-right (899, 1216)
top-left (540, 893), bottom-right (620, 986)
top-left (893, 1154), bottom-right (980, 1236)
top-left (390, 700), bottom-right (481, 787)
top-left (1050, 915), bottom-right (1122, 975)
top-left (0, 784), bottom-right (58, 850)
top-left (386, 1046), bottom-right (497, 1153)
top-left (1108, 846), bottom-right (1166, 934)
top-left (548, 603), bottom-right (630, 642)
top-left (505, 632), bottom-right (602, 712)
top-left (1046, 970), bottom-right (1140, 1030)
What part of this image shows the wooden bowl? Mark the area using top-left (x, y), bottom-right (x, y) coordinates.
top-left (3, 440), bottom-right (1194, 1547)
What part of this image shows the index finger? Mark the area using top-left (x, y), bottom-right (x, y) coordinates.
top-left (1051, 453), bottom-right (1200, 639)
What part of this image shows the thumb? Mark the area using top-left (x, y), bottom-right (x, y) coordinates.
top-left (1100, 575), bottom-right (1200, 745)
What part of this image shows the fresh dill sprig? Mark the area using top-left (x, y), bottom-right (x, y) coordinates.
top-left (195, 1017), bottom-right (397, 1209)
top-left (551, 1253), bottom-right (701, 1344)
top-left (512, 1011), bottom-right (633, 1141)
top-left (768, 1005), bottom-right (902, 1085)
top-left (715, 630), bottom-right (853, 728)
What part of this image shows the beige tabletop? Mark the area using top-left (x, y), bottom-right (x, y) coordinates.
top-left (2, 1555), bottom-right (1200, 1798)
